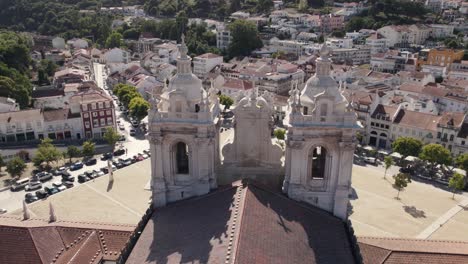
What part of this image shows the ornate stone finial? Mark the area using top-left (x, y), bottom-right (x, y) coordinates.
top-left (49, 202), bottom-right (57, 222)
top-left (22, 200), bottom-right (30, 220)
top-left (320, 44), bottom-right (330, 59)
top-left (179, 34), bottom-right (188, 58)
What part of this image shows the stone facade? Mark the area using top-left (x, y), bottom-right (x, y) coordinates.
top-left (148, 36), bottom-right (221, 207)
top-left (283, 45), bottom-right (359, 220)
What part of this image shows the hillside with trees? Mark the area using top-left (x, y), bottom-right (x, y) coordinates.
top-left (345, 0), bottom-right (428, 32)
top-left (0, 31), bottom-right (33, 108)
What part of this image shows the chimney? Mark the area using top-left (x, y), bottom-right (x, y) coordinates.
top-left (22, 200), bottom-right (30, 220)
top-left (49, 202), bottom-right (57, 222)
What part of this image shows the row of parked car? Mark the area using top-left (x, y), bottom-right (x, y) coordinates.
top-left (22, 149), bottom-right (151, 203)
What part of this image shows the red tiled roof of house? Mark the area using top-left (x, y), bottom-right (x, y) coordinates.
top-left (0, 216), bottom-right (134, 264)
top-left (371, 104), bottom-right (399, 119)
top-left (126, 181), bottom-right (356, 264)
top-left (358, 237), bottom-right (468, 264)
top-left (196, 53), bottom-right (223, 59)
top-left (399, 83), bottom-right (425, 94)
top-left (43, 109), bottom-right (74, 122)
top-left (223, 78), bottom-right (254, 91)
top-left (438, 112), bottom-right (465, 128)
top-left (393, 109), bottom-right (441, 132)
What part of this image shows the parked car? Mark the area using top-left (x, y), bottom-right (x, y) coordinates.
top-left (131, 120), bottom-right (140, 127)
top-left (52, 181), bottom-right (63, 187)
top-left (10, 178), bottom-right (30, 192)
top-left (121, 158), bottom-right (133, 167)
top-left (141, 154), bottom-right (149, 159)
top-left (113, 148), bottom-right (125, 156)
top-left (364, 157), bottom-right (377, 165)
top-left (52, 167), bottom-right (67, 176)
top-left (84, 158), bottom-right (97, 166)
top-left (84, 170), bottom-right (94, 177)
top-left (35, 190), bottom-right (49, 199)
top-left (44, 186), bottom-right (59, 195)
top-left (101, 152), bottom-right (113, 161)
top-left (118, 123), bottom-right (125, 130)
top-left (57, 185), bottom-right (67, 192)
top-left (61, 171), bottom-right (72, 177)
top-left (399, 166), bottom-right (414, 175)
top-left (62, 181), bottom-right (74, 188)
top-left (36, 172), bottom-right (53, 182)
top-left (25, 182), bottom-right (42, 192)
top-left (61, 174), bottom-right (75, 182)
top-left (25, 193), bottom-right (38, 203)
top-left (70, 161), bottom-right (84, 171)
top-left (78, 174), bottom-right (90, 183)
top-left (118, 135), bottom-right (126, 141)
top-left (143, 149), bottom-right (150, 155)
top-left (0, 208), bottom-right (7, 214)
top-left (96, 171), bottom-right (105, 177)
top-left (129, 129), bottom-right (136, 136)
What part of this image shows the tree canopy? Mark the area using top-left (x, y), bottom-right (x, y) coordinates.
top-left (82, 140), bottom-right (95, 158)
top-left (6, 157), bottom-right (26, 179)
top-left (455, 153), bottom-right (468, 172)
top-left (106, 32), bottom-right (123, 49)
top-left (103, 127), bottom-right (120, 151)
top-left (393, 172), bottom-right (411, 199)
top-left (33, 138), bottom-right (62, 169)
top-left (448, 172), bottom-right (465, 199)
top-left (391, 137), bottom-right (423, 158)
top-left (129, 97), bottom-right (150, 121)
top-left (419, 143), bottom-right (452, 167)
top-left (228, 20), bottom-right (263, 58)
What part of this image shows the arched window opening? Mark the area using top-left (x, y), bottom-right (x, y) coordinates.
top-left (311, 146), bottom-right (327, 179)
top-left (303, 106), bottom-right (308, 115)
top-left (175, 142), bottom-right (189, 174)
top-left (195, 104), bottom-right (200, 113)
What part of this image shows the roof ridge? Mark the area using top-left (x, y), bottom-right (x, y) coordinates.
top-left (358, 236), bottom-right (468, 245)
top-left (26, 225), bottom-right (45, 264)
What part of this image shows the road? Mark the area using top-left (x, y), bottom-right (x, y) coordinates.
top-left (0, 63), bottom-right (150, 215)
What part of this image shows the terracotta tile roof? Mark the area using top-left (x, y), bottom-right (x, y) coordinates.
top-left (127, 181), bottom-right (356, 264)
top-left (69, 90), bottom-right (113, 105)
top-left (438, 112), bottom-right (465, 128)
top-left (0, 216), bottom-right (134, 264)
top-left (399, 83), bottom-right (425, 94)
top-left (371, 104), bottom-right (399, 120)
top-left (223, 78), bottom-right (254, 91)
top-left (43, 109), bottom-right (73, 122)
top-left (358, 237), bottom-right (468, 264)
top-left (0, 109), bottom-right (43, 124)
top-left (393, 109), bottom-right (440, 132)
top-left (196, 53), bottom-right (223, 59)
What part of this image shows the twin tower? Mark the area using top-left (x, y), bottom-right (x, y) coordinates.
top-left (147, 39), bottom-right (359, 220)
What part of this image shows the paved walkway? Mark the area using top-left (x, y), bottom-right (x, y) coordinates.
top-left (416, 197), bottom-right (468, 239)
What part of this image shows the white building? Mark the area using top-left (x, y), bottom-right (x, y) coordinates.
top-left (0, 97), bottom-right (19, 113)
top-left (430, 24), bottom-right (455, 38)
top-left (366, 33), bottom-right (388, 54)
top-left (331, 47), bottom-right (371, 65)
top-left (269, 38), bottom-right (305, 57)
top-left (216, 26), bottom-right (232, 51)
top-left (193, 53), bottom-right (223, 77)
top-left (52, 37), bottom-right (66, 50)
top-left (326, 38), bottom-right (353, 49)
top-left (104, 48), bottom-right (130, 64)
top-left (219, 78), bottom-right (254, 98)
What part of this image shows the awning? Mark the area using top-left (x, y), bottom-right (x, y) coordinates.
top-left (404, 156), bottom-right (418, 162)
top-left (390, 152), bottom-right (402, 159)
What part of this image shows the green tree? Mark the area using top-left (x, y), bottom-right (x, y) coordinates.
top-left (257, 0), bottom-right (273, 13)
top-left (82, 140), bottom-right (95, 158)
top-left (218, 94), bottom-right (234, 109)
top-left (274, 128), bottom-right (286, 140)
top-left (384, 156), bottom-right (394, 179)
top-left (448, 172), bottom-right (465, 199)
top-left (129, 97), bottom-right (150, 121)
top-left (103, 127), bottom-right (120, 153)
top-left (105, 31), bottom-right (123, 49)
top-left (391, 137), bottom-right (423, 158)
top-left (66, 145), bottom-right (81, 164)
top-left (455, 153), bottom-right (468, 172)
top-left (122, 28), bottom-right (140, 40)
top-left (6, 156), bottom-right (26, 179)
top-left (0, 155), bottom-right (5, 174)
top-left (33, 138), bottom-right (61, 169)
top-left (228, 20), bottom-right (263, 57)
top-left (393, 173), bottom-right (411, 199)
top-left (298, 0), bottom-right (309, 12)
top-left (114, 84), bottom-right (139, 107)
top-left (419, 143), bottom-right (452, 170)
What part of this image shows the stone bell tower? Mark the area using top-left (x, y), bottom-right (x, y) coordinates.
top-left (147, 35), bottom-right (221, 207)
top-left (283, 45), bottom-right (360, 220)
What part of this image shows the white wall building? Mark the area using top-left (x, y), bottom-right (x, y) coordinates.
top-left (193, 53), bottom-right (223, 77)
